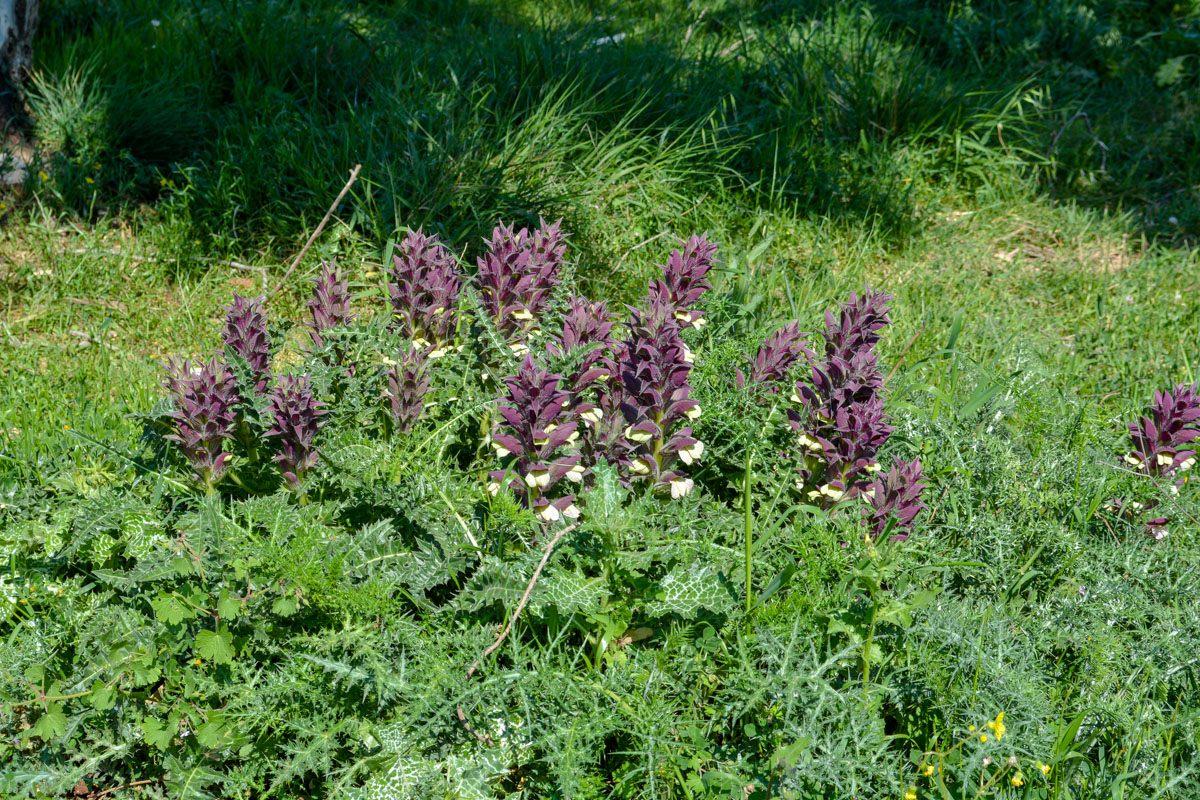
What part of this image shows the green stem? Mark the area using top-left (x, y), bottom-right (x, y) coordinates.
top-left (863, 599), bottom-right (879, 692)
top-left (744, 449), bottom-right (754, 612)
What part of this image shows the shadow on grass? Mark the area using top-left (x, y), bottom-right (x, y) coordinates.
top-left (17, 0), bottom-right (1200, 266)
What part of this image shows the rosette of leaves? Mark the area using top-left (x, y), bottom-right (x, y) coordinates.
top-left (163, 357), bottom-right (240, 488)
top-left (306, 260), bottom-right (354, 356)
top-left (386, 346), bottom-right (433, 434)
top-left (388, 229), bottom-right (462, 355)
top-left (546, 295), bottom-right (617, 460)
top-left (265, 374), bottom-right (327, 487)
top-left (736, 322), bottom-right (813, 390)
top-left (646, 234), bottom-right (717, 329)
top-left (489, 355), bottom-right (584, 523)
top-left (222, 293), bottom-right (272, 393)
top-left (1126, 382), bottom-right (1200, 477)
top-left (861, 458), bottom-right (928, 540)
top-left (476, 219), bottom-right (567, 349)
top-left (606, 300), bottom-right (704, 498)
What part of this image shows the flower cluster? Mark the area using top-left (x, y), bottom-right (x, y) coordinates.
top-left (265, 374), bottom-right (326, 486)
top-left (787, 291), bottom-right (895, 504)
top-left (736, 322), bottom-right (813, 390)
top-left (476, 219), bottom-right (567, 347)
top-left (222, 293), bottom-right (272, 393)
top-left (306, 260), bottom-right (353, 354)
top-left (546, 295), bottom-right (617, 457)
top-left (646, 234), bottom-right (717, 329)
top-left (388, 229), bottom-right (462, 355)
top-left (1126, 382), bottom-right (1199, 478)
top-left (386, 346), bottom-right (433, 434)
top-left (861, 458), bottom-right (928, 541)
top-left (606, 302), bottom-right (704, 497)
top-left (163, 358), bottom-right (240, 487)
top-left (489, 356), bottom-right (583, 523)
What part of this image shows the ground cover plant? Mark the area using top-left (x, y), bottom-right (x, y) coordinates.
top-left (4, 1), bottom-right (1200, 799)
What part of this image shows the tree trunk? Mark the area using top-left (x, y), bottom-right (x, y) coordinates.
top-left (0, 0), bottom-right (38, 132)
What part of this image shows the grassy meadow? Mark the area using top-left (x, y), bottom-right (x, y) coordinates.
top-left (2, 1), bottom-right (1200, 798)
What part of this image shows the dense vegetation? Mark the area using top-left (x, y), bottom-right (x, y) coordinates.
top-left (3, 1), bottom-right (1200, 798)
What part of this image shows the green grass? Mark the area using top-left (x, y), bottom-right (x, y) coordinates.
top-left (3, 0), bottom-right (1200, 798)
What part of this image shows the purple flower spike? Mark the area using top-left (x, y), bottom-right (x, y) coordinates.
top-left (389, 229), bottom-right (463, 354)
top-left (860, 458), bottom-right (928, 541)
top-left (222, 293), bottom-right (272, 393)
top-left (164, 358), bottom-right (240, 486)
top-left (1127, 383), bottom-right (1200, 477)
top-left (604, 302), bottom-right (704, 496)
top-left (306, 260), bottom-right (353, 351)
top-left (265, 374), bottom-right (326, 486)
top-left (547, 296), bottom-right (618, 431)
top-left (648, 234), bottom-right (718, 329)
top-left (489, 355), bottom-right (583, 523)
top-left (386, 346), bottom-right (433, 434)
top-left (787, 288), bottom-right (898, 509)
top-left (476, 219), bottom-right (568, 345)
top-left (737, 322), bottom-right (813, 389)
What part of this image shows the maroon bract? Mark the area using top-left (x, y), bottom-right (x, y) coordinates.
top-left (388, 229), bottom-right (462, 354)
top-left (265, 374), bottom-right (326, 487)
top-left (164, 357), bottom-right (240, 486)
top-left (386, 346), bottom-right (433, 434)
top-left (547, 295), bottom-right (617, 447)
top-left (861, 458), bottom-right (928, 541)
top-left (306, 260), bottom-right (353, 352)
top-left (476, 219), bottom-right (567, 347)
top-left (489, 355), bottom-right (583, 523)
top-left (222, 293), bottom-right (272, 393)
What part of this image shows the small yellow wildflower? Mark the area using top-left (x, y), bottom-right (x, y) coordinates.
top-left (968, 725), bottom-right (975, 733)
top-left (1040, 763), bottom-right (1051, 776)
top-left (980, 734), bottom-right (988, 743)
top-left (1011, 773), bottom-right (1025, 787)
top-left (922, 764), bottom-right (934, 777)
top-left (193, 658), bottom-right (202, 666)
top-left (904, 789), bottom-right (917, 800)
top-left (85, 177), bottom-right (94, 184)
top-left (39, 170), bottom-right (49, 181)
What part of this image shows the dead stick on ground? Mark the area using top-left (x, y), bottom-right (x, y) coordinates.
top-left (272, 163), bottom-right (362, 297)
top-left (456, 521), bottom-right (579, 746)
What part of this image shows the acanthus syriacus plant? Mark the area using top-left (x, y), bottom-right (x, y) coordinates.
top-left (223, 293), bottom-right (272, 393)
top-left (763, 289), bottom-right (927, 539)
top-left (736, 322), bottom-right (813, 390)
top-left (476, 219), bottom-right (567, 352)
top-left (646, 234), bottom-right (717, 330)
top-left (306, 260), bottom-right (354, 366)
top-left (386, 346), bottom-right (433, 434)
top-left (488, 355), bottom-right (584, 523)
top-left (265, 374), bottom-right (326, 487)
top-left (163, 357), bottom-right (240, 490)
top-left (388, 229), bottom-right (462, 356)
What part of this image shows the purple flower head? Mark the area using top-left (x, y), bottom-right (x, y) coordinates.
top-left (389, 229), bottom-right (463, 352)
top-left (647, 234), bottom-right (717, 329)
top-left (602, 301), bottom-right (703, 496)
top-left (547, 295), bottom-right (618, 425)
top-left (306, 260), bottom-right (353, 351)
top-left (164, 358), bottom-right (240, 485)
top-left (860, 458), bottom-right (928, 541)
top-left (1127, 383), bottom-right (1200, 477)
top-left (386, 346), bottom-right (433, 434)
top-left (265, 374), bottom-right (326, 486)
top-left (736, 322), bottom-right (814, 389)
top-left (788, 288), bottom-right (894, 507)
top-left (489, 355), bottom-right (583, 523)
top-left (823, 289), bottom-right (892, 363)
top-left (222, 293), bottom-right (272, 393)
top-left (476, 219), bottom-right (568, 344)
